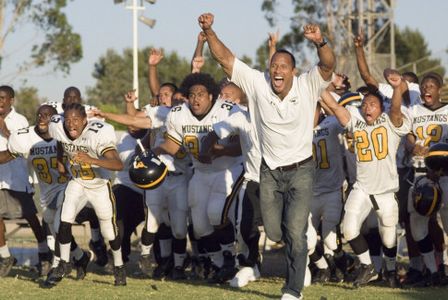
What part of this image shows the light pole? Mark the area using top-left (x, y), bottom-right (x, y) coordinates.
top-left (114, 0), bottom-right (156, 108)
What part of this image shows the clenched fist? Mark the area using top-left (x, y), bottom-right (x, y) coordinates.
top-left (198, 13), bottom-right (214, 30)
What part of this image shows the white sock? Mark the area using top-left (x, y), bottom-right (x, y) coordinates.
top-left (90, 228), bottom-right (101, 242)
top-left (38, 241), bottom-right (50, 254)
top-left (358, 250), bottom-right (372, 265)
top-left (220, 243), bottom-right (236, 256)
top-left (141, 243), bottom-right (153, 256)
top-left (384, 255), bottom-right (396, 271)
top-left (47, 235), bottom-right (56, 252)
top-left (422, 251), bottom-right (438, 273)
top-left (174, 253), bottom-right (186, 268)
top-left (60, 242), bottom-right (71, 262)
top-left (52, 256), bottom-right (60, 268)
top-left (315, 256), bottom-right (329, 269)
top-left (71, 246), bottom-right (84, 261)
top-left (371, 255), bottom-right (383, 273)
top-left (111, 247), bottom-right (123, 267)
top-left (159, 239), bottom-right (172, 258)
top-left (0, 245), bottom-right (11, 258)
top-left (409, 256), bottom-right (423, 271)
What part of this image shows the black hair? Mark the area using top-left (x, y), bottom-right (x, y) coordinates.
top-left (39, 104), bottom-right (58, 116)
top-left (271, 49), bottom-right (296, 69)
top-left (0, 85), bottom-right (15, 98)
top-left (63, 103), bottom-right (87, 119)
top-left (63, 86), bottom-right (82, 100)
top-left (402, 71), bottom-right (419, 84)
top-left (160, 82), bottom-right (178, 93)
top-left (362, 90), bottom-right (385, 112)
top-left (179, 73), bottom-right (220, 101)
top-left (421, 72), bottom-right (443, 88)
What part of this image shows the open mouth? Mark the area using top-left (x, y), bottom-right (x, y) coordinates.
top-left (272, 76), bottom-right (284, 89)
top-left (423, 93), bottom-right (432, 102)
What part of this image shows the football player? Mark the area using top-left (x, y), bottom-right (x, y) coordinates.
top-left (405, 72), bottom-right (448, 285)
top-left (320, 70), bottom-right (410, 288)
top-left (46, 103), bottom-right (126, 286)
top-left (152, 73), bottom-right (243, 283)
top-left (0, 86), bottom-right (51, 277)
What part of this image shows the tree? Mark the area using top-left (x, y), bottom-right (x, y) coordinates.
top-left (0, 0), bottom-right (82, 75)
top-left (86, 47), bottom-right (229, 109)
top-left (14, 86), bottom-right (45, 122)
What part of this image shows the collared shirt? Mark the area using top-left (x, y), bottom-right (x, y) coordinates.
top-left (231, 58), bottom-right (330, 170)
top-left (0, 108), bottom-right (33, 192)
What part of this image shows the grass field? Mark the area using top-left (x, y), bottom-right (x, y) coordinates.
top-left (1, 253), bottom-right (448, 300)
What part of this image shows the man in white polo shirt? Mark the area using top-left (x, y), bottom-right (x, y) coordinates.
top-left (198, 13), bottom-right (335, 300)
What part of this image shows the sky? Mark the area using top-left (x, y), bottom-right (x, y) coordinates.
top-left (1, 0), bottom-right (447, 102)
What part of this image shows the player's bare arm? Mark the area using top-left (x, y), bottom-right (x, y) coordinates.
top-left (304, 24), bottom-right (335, 81)
top-left (354, 29), bottom-right (379, 89)
top-left (73, 149), bottom-right (123, 171)
top-left (93, 109), bottom-right (152, 129)
top-left (198, 13), bottom-right (235, 78)
top-left (124, 90), bottom-right (145, 117)
top-left (0, 116), bottom-right (11, 138)
top-left (385, 68), bottom-right (405, 127)
top-left (152, 138), bottom-right (181, 157)
top-left (148, 48), bottom-right (163, 98)
top-left (320, 89), bottom-right (351, 127)
top-left (191, 32), bottom-right (206, 73)
top-left (0, 150), bottom-right (14, 164)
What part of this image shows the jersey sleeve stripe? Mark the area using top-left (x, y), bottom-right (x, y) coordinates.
top-left (100, 146), bottom-right (117, 156)
top-left (166, 134), bottom-right (182, 146)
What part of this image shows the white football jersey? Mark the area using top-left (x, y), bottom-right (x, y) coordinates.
top-left (408, 103), bottom-right (448, 169)
top-left (114, 131), bottom-right (144, 195)
top-left (313, 116), bottom-right (345, 194)
top-left (166, 99), bottom-right (243, 172)
top-left (7, 126), bottom-right (68, 206)
top-left (346, 106), bottom-right (411, 194)
top-left (49, 115), bottom-right (118, 188)
top-left (213, 109), bottom-right (261, 183)
top-left (144, 104), bottom-right (192, 174)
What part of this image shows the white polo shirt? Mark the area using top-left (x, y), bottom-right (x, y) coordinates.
top-left (231, 58), bottom-right (330, 169)
top-left (0, 108), bottom-right (33, 192)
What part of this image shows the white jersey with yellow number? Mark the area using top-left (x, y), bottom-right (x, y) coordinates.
top-left (409, 103), bottom-right (448, 147)
top-left (166, 99), bottom-right (243, 172)
top-left (8, 126), bottom-right (68, 207)
top-left (313, 116), bottom-right (345, 194)
top-left (346, 106), bottom-right (411, 194)
top-left (49, 115), bottom-right (117, 189)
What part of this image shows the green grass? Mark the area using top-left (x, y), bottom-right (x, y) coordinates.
top-left (1, 266), bottom-right (448, 300)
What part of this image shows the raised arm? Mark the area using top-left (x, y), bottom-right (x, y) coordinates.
top-left (320, 89), bottom-right (351, 127)
top-left (303, 24), bottom-right (335, 81)
top-left (198, 13), bottom-right (235, 78)
top-left (147, 48), bottom-right (163, 98)
top-left (93, 109), bottom-right (152, 129)
top-left (191, 32), bottom-right (206, 73)
top-left (268, 30), bottom-right (279, 63)
top-left (354, 30), bottom-right (379, 89)
top-left (384, 68), bottom-right (404, 127)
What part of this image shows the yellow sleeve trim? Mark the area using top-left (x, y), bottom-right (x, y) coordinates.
top-left (166, 134), bottom-right (182, 146)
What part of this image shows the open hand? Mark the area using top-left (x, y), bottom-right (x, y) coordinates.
top-left (303, 24), bottom-right (323, 44)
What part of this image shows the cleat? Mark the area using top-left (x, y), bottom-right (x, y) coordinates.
top-left (37, 251), bottom-right (53, 277)
top-left (152, 257), bottom-right (173, 280)
top-left (0, 256), bottom-right (16, 277)
top-left (171, 266), bottom-right (187, 280)
top-left (385, 270), bottom-right (400, 288)
top-left (312, 267), bottom-right (331, 284)
top-left (113, 265), bottom-right (127, 286)
top-left (229, 265), bottom-right (260, 288)
top-left (74, 250), bottom-right (92, 280)
top-left (45, 261), bottom-right (72, 286)
top-left (89, 239), bottom-right (108, 267)
top-left (210, 251), bottom-right (237, 283)
top-left (402, 268), bottom-right (423, 285)
top-left (138, 254), bottom-right (152, 276)
top-left (353, 264), bottom-right (378, 288)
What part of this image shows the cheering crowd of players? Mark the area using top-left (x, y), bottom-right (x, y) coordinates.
top-left (0, 12), bottom-right (448, 300)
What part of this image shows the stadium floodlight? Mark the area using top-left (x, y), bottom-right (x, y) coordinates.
top-left (139, 15), bottom-right (156, 28)
top-left (145, 0), bottom-right (157, 4)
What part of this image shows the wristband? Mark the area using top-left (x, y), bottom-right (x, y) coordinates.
top-left (315, 38), bottom-right (328, 49)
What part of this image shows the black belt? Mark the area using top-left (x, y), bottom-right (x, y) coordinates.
top-left (275, 156), bottom-right (313, 172)
top-left (167, 171), bottom-right (183, 176)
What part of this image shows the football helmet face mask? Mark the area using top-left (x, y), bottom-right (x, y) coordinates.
top-left (129, 150), bottom-right (168, 190)
top-left (424, 143), bottom-right (448, 172)
top-left (412, 176), bottom-right (442, 217)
